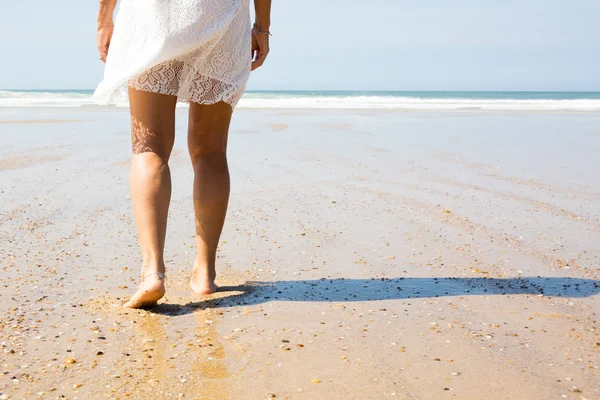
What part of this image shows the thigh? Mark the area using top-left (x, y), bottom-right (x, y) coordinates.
top-left (128, 87), bottom-right (178, 161)
top-left (187, 101), bottom-right (233, 159)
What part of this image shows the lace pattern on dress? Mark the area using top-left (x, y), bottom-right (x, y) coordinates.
top-left (93, 0), bottom-right (251, 108)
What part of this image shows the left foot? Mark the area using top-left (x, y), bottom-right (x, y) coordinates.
top-left (124, 273), bottom-right (166, 308)
top-left (190, 264), bottom-right (218, 295)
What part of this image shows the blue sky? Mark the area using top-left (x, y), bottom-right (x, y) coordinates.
top-left (2, 0), bottom-right (599, 91)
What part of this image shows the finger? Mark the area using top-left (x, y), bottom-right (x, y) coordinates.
top-left (251, 37), bottom-right (259, 58)
top-left (250, 36), bottom-right (259, 63)
top-left (251, 55), bottom-right (263, 70)
top-left (98, 47), bottom-right (108, 63)
top-left (251, 51), bottom-right (268, 71)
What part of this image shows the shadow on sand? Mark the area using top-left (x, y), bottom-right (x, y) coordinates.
top-left (150, 276), bottom-right (600, 316)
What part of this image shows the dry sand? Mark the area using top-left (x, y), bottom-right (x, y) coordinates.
top-left (1, 107), bottom-right (599, 399)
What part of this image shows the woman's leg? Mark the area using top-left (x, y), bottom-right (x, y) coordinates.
top-left (187, 101), bottom-right (233, 294)
top-left (124, 88), bottom-right (177, 308)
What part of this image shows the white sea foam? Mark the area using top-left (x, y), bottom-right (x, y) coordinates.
top-left (1, 90), bottom-right (599, 111)
top-left (0, 90), bottom-right (98, 107)
top-left (238, 96), bottom-right (600, 111)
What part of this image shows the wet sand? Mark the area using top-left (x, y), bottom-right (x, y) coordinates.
top-left (0, 120), bottom-right (84, 125)
top-left (1, 107), bottom-right (599, 399)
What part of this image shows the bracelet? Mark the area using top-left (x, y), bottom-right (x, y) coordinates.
top-left (252, 24), bottom-right (272, 36)
top-left (97, 24), bottom-right (114, 29)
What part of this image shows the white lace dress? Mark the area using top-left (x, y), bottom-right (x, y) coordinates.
top-left (93, 0), bottom-right (251, 108)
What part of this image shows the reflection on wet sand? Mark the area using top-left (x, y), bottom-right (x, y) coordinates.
top-left (192, 309), bottom-right (230, 399)
top-left (136, 313), bottom-right (168, 381)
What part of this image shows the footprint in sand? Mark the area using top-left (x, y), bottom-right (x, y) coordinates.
top-left (268, 123), bottom-right (289, 132)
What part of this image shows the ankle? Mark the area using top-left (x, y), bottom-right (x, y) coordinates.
top-left (193, 258), bottom-right (215, 270)
top-left (192, 264), bottom-right (216, 282)
top-left (193, 254), bottom-right (215, 266)
top-left (142, 271), bottom-right (165, 281)
top-left (141, 261), bottom-right (166, 276)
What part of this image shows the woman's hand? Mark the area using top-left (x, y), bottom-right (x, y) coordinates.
top-left (97, 25), bottom-right (114, 63)
top-left (251, 25), bottom-right (270, 71)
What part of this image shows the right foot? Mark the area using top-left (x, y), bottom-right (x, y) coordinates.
top-left (124, 273), bottom-right (166, 309)
top-left (190, 265), bottom-right (218, 295)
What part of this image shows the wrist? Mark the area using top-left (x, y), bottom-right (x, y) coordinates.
top-left (97, 17), bottom-right (113, 27)
top-left (253, 20), bottom-right (270, 31)
top-left (97, 5), bottom-right (115, 27)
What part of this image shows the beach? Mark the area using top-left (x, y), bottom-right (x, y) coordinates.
top-left (1, 105), bottom-right (600, 399)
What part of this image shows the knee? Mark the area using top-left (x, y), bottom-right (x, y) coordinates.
top-left (132, 152), bottom-right (169, 176)
top-left (187, 133), bottom-right (227, 162)
top-left (187, 127), bottom-right (228, 173)
top-left (190, 151), bottom-right (228, 175)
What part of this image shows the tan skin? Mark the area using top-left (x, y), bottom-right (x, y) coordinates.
top-left (97, 0), bottom-right (271, 308)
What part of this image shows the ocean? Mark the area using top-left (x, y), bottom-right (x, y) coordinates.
top-left (1, 90), bottom-right (600, 111)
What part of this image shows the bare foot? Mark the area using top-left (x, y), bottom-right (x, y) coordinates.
top-left (190, 264), bottom-right (218, 295)
top-left (124, 274), bottom-right (165, 309)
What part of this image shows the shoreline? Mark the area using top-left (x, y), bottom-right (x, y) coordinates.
top-left (2, 89), bottom-right (600, 112)
top-left (2, 105), bottom-right (600, 115)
